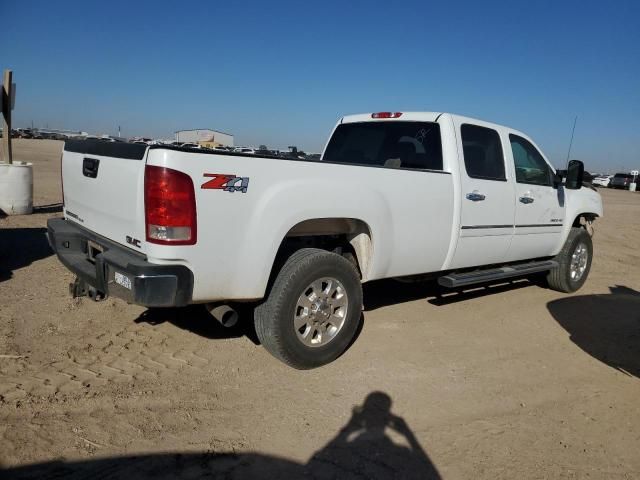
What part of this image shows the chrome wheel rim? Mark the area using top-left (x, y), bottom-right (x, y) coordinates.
top-left (569, 242), bottom-right (588, 281)
top-left (294, 277), bottom-right (349, 347)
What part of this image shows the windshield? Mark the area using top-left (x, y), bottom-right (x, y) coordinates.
top-left (322, 121), bottom-right (443, 170)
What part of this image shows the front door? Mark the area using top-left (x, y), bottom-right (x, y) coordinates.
top-left (450, 121), bottom-right (515, 269)
top-left (505, 134), bottom-right (565, 261)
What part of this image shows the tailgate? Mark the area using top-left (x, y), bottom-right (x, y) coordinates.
top-left (62, 140), bottom-right (148, 252)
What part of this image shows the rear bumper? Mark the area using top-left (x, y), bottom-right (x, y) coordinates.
top-left (47, 218), bottom-right (193, 307)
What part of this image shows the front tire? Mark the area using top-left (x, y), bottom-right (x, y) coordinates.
top-left (546, 227), bottom-right (593, 293)
top-left (255, 248), bottom-right (363, 369)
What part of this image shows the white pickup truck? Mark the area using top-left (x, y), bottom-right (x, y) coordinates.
top-left (48, 112), bottom-right (603, 368)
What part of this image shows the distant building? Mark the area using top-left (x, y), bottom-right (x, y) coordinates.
top-left (36, 128), bottom-right (88, 138)
top-left (175, 129), bottom-right (234, 148)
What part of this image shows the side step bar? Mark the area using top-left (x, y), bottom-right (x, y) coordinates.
top-left (438, 260), bottom-right (558, 288)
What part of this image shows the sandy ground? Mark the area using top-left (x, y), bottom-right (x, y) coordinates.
top-left (0, 139), bottom-right (639, 479)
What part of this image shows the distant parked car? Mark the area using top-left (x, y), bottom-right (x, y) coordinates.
top-left (131, 137), bottom-right (153, 144)
top-left (234, 147), bottom-right (256, 154)
top-left (180, 143), bottom-right (201, 149)
top-left (254, 149), bottom-right (278, 157)
top-left (592, 175), bottom-right (613, 187)
top-left (610, 173), bottom-right (633, 189)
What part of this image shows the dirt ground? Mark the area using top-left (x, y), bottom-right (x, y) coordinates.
top-left (1, 139), bottom-right (639, 479)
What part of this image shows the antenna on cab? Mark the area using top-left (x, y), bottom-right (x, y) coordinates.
top-left (565, 115), bottom-right (578, 165)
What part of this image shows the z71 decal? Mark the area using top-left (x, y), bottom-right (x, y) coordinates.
top-left (201, 174), bottom-right (249, 193)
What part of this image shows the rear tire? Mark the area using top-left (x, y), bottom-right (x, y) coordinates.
top-left (546, 227), bottom-right (593, 293)
top-left (255, 248), bottom-right (363, 369)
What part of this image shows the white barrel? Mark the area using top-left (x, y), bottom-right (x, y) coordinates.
top-left (0, 162), bottom-right (34, 215)
top-left (630, 183), bottom-right (637, 192)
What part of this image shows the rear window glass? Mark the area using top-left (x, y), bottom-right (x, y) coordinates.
top-left (322, 121), bottom-right (443, 170)
top-left (460, 124), bottom-right (506, 181)
top-left (614, 173), bottom-right (632, 179)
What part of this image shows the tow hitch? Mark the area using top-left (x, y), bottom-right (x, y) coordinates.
top-left (69, 277), bottom-right (106, 301)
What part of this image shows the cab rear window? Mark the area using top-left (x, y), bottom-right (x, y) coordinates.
top-left (322, 121), bottom-right (443, 171)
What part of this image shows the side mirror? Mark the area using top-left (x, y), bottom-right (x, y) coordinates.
top-left (565, 159), bottom-right (584, 190)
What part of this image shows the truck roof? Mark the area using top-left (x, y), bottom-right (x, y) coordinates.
top-left (340, 111), bottom-right (531, 145)
top-left (341, 112), bottom-right (443, 124)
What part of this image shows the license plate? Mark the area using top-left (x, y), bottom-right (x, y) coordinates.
top-left (114, 272), bottom-right (132, 290)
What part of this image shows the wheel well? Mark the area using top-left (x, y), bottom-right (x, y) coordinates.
top-left (573, 213), bottom-right (599, 236)
top-left (572, 213), bottom-right (598, 228)
top-left (273, 218), bottom-right (373, 280)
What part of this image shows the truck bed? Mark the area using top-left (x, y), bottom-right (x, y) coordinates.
top-left (60, 140), bottom-right (456, 301)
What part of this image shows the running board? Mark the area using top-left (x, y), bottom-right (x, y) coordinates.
top-left (438, 260), bottom-right (558, 288)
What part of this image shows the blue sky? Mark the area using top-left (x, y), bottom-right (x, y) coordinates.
top-left (3, 0), bottom-right (639, 171)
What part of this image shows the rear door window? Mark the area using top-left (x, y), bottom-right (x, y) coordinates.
top-left (322, 121), bottom-right (443, 170)
top-left (460, 124), bottom-right (506, 181)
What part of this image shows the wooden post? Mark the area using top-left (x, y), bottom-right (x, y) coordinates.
top-left (2, 69), bottom-right (13, 164)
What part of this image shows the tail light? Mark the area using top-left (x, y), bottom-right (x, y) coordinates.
top-left (144, 165), bottom-right (197, 245)
top-left (372, 112), bottom-right (403, 119)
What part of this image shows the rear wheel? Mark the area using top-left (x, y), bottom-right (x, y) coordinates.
top-left (254, 248), bottom-right (363, 369)
top-left (546, 227), bottom-right (593, 293)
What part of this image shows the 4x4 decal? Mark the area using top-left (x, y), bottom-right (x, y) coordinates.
top-left (201, 174), bottom-right (249, 193)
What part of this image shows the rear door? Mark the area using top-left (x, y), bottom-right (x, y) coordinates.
top-left (450, 120), bottom-right (515, 268)
top-left (62, 140), bottom-right (148, 252)
top-left (505, 134), bottom-right (564, 260)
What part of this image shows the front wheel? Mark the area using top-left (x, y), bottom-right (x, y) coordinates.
top-left (254, 248), bottom-right (363, 369)
top-left (546, 227), bottom-right (593, 293)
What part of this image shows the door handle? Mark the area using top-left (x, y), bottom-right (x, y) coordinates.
top-left (466, 191), bottom-right (486, 202)
top-left (82, 157), bottom-right (100, 178)
top-left (519, 196), bottom-right (534, 204)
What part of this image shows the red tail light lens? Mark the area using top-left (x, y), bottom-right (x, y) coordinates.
top-left (372, 112), bottom-right (403, 119)
top-left (144, 165), bottom-right (197, 245)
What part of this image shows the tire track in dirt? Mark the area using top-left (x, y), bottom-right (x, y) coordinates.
top-left (0, 321), bottom-right (222, 404)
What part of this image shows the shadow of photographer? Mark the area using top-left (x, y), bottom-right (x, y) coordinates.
top-left (1, 391), bottom-right (440, 479)
top-left (306, 391), bottom-right (440, 479)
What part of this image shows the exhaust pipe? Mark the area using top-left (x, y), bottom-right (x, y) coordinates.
top-left (206, 304), bottom-right (239, 328)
